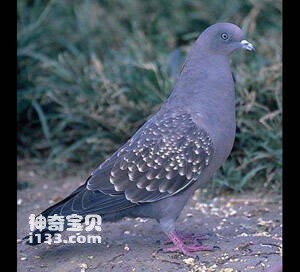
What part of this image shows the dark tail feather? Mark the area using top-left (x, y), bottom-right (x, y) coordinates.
top-left (23, 185), bottom-right (86, 245)
top-left (23, 183), bottom-right (137, 245)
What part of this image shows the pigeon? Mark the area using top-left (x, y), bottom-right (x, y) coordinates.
top-left (24, 22), bottom-right (254, 255)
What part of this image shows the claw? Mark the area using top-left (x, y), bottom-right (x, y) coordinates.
top-left (163, 232), bottom-right (210, 245)
top-left (162, 231), bottom-right (218, 255)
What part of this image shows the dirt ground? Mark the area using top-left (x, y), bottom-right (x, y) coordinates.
top-left (17, 162), bottom-right (282, 272)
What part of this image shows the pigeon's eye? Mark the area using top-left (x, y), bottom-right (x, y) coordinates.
top-left (221, 33), bottom-right (229, 40)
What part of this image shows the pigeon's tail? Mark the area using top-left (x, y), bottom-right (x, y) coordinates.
top-left (23, 183), bottom-right (137, 245)
top-left (23, 184), bottom-right (86, 245)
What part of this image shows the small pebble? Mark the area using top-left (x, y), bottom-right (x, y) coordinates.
top-left (220, 269), bottom-right (234, 272)
top-left (79, 263), bottom-right (88, 272)
top-left (183, 257), bottom-right (195, 265)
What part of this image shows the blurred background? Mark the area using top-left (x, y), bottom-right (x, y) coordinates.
top-left (17, 0), bottom-right (282, 193)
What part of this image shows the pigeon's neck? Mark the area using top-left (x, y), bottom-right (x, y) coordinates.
top-left (166, 48), bottom-right (235, 112)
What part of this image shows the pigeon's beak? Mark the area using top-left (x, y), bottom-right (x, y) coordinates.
top-left (240, 40), bottom-right (255, 51)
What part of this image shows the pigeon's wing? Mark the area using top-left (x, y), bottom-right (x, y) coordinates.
top-left (87, 110), bottom-right (214, 203)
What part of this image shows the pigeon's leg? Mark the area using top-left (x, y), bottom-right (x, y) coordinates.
top-left (163, 232), bottom-right (210, 245)
top-left (162, 231), bottom-right (216, 256)
top-left (159, 218), bottom-right (216, 255)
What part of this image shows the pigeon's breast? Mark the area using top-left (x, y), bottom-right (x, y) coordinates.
top-left (193, 109), bottom-right (236, 170)
top-left (213, 120), bottom-right (236, 167)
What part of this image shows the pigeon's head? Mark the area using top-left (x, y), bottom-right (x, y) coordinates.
top-left (198, 22), bottom-right (255, 56)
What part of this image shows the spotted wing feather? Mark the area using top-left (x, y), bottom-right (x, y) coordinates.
top-left (87, 111), bottom-right (213, 203)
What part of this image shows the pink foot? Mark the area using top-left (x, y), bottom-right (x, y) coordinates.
top-left (163, 232), bottom-right (210, 245)
top-left (162, 231), bottom-right (218, 256)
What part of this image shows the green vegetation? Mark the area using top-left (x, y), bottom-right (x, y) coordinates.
top-left (17, 0), bottom-right (282, 191)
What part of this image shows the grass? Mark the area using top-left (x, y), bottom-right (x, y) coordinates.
top-left (17, 0), bottom-right (282, 192)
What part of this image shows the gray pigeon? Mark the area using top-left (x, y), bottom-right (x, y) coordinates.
top-left (25, 22), bottom-right (254, 255)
